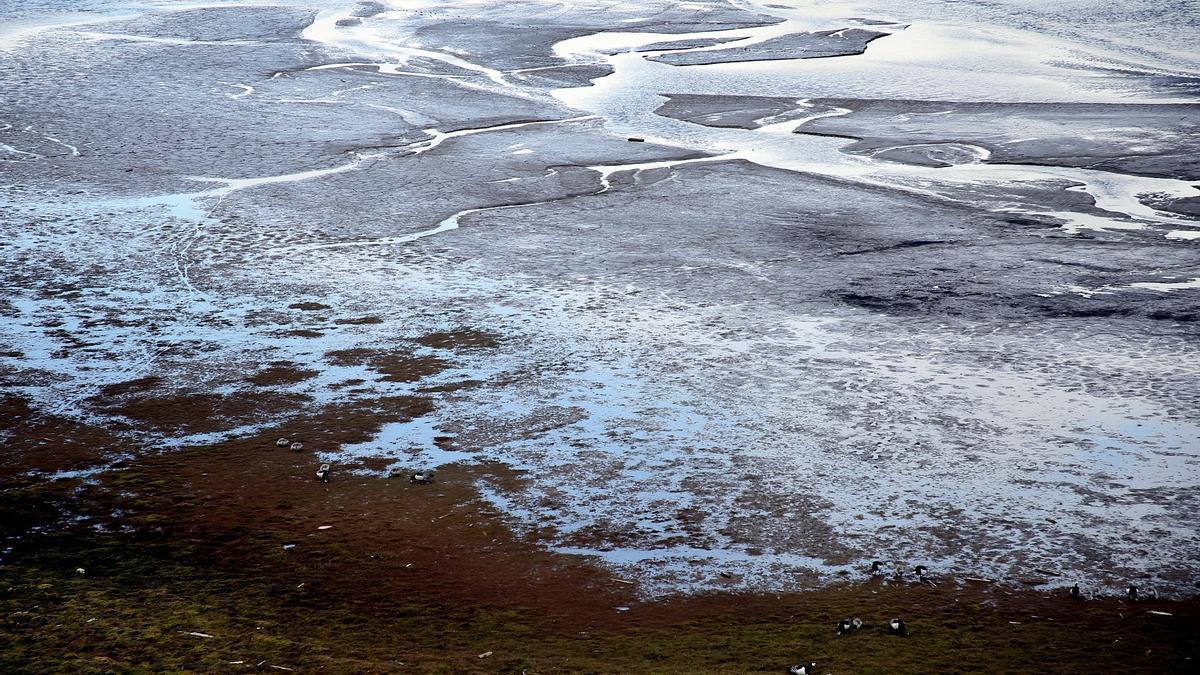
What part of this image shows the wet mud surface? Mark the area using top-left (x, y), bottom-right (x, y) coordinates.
top-left (2, 0), bottom-right (1199, 670)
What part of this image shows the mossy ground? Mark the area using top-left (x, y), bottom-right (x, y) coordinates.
top-left (1, 452), bottom-right (1196, 674)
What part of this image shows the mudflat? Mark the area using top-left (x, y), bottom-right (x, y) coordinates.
top-left (2, 0), bottom-right (1198, 672)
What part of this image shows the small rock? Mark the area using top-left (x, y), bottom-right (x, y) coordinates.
top-left (477, 651), bottom-right (493, 659)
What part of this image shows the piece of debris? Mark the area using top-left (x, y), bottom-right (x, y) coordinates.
top-left (627, 136), bottom-right (645, 142)
top-left (410, 471), bottom-right (434, 484)
top-left (477, 651), bottom-right (493, 659)
top-left (613, 578), bottom-right (635, 585)
top-left (964, 577), bottom-right (995, 583)
top-left (614, 606), bottom-right (630, 612)
top-left (316, 464), bottom-right (330, 483)
top-left (317, 525), bottom-right (332, 530)
top-left (789, 661), bottom-right (817, 674)
top-left (290, 442), bottom-right (304, 452)
top-left (1009, 621), bottom-right (1022, 625)
top-left (1034, 568), bottom-right (1061, 577)
top-left (1148, 610), bottom-right (1173, 616)
top-left (183, 631), bottom-right (214, 638)
top-left (283, 543), bottom-right (296, 551)
top-left (269, 666), bottom-right (295, 672)
top-left (75, 567), bottom-right (85, 575)
top-left (275, 438), bottom-right (289, 448)
top-left (719, 571), bottom-right (734, 579)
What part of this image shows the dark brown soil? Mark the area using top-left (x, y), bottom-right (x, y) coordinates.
top-left (89, 389), bottom-right (313, 436)
top-left (288, 302), bottom-right (332, 311)
top-left (416, 329), bottom-right (502, 350)
top-left (245, 364), bottom-right (319, 387)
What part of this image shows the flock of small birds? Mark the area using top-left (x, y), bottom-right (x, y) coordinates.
top-left (786, 616), bottom-right (911, 674)
top-left (788, 563), bottom-right (916, 674)
top-left (788, 562), bottom-right (1158, 672)
top-left (871, 560), bottom-right (933, 584)
top-left (832, 616), bottom-right (909, 639)
top-left (1061, 581), bottom-right (1151, 602)
top-left (872, 561), bottom-right (1149, 602)
top-left (271, 437), bottom-right (435, 487)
